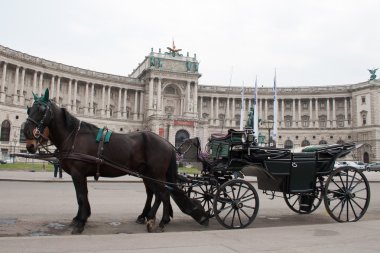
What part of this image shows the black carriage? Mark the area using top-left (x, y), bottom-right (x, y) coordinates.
top-left (178, 129), bottom-right (371, 229)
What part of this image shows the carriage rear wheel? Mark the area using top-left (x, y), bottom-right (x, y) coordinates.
top-left (283, 177), bottom-right (323, 214)
top-left (324, 166), bottom-right (370, 222)
top-left (213, 179), bottom-right (259, 229)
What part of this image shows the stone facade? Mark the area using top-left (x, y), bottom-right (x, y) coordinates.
top-left (0, 45), bottom-right (379, 162)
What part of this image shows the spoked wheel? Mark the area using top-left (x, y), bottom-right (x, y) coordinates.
top-left (284, 177), bottom-right (324, 214)
top-left (187, 183), bottom-right (218, 216)
top-left (213, 179), bottom-right (259, 229)
top-left (324, 166), bottom-right (370, 222)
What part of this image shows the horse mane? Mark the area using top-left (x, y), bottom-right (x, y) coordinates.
top-left (56, 103), bottom-right (98, 134)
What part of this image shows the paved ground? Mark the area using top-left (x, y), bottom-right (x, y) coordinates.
top-left (0, 170), bottom-right (379, 253)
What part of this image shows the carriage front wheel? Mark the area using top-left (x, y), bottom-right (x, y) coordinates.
top-left (213, 179), bottom-right (259, 229)
top-left (324, 166), bottom-right (370, 222)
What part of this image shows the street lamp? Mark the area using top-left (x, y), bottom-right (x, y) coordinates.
top-left (261, 120), bottom-right (274, 147)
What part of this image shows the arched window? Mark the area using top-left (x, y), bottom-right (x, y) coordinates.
top-left (319, 139), bottom-right (327, 145)
top-left (301, 139), bottom-right (310, 147)
top-left (0, 120), bottom-right (11, 142)
top-left (284, 139), bottom-right (293, 149)
top-left (175, 130), bottom-right (190, 147)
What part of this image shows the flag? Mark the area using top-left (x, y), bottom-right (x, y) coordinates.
top-left (253, 76), bottom-right (259, 139)
top-left (272, 69), bottom-right (278, 146)
top-left (240, 82), bottom-right (245, 130)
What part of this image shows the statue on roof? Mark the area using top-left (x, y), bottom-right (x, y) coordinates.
top-left (166, 40), bottom-right (182, 57)
top-left (368, 68), bottom-right (378, 80)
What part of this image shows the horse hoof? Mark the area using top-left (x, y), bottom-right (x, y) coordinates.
top-left (146, 219), bottom-right (156, 233)
top-left (70, 219), bottom-right (79, 227)
top-left (136, 216), bottom-right (146, 224)
top-left (71, 226), bottom-right (84, 234)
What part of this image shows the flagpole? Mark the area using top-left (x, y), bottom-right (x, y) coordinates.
top-left (272, 69), bottom-right (278, 147)
top-left (240, 82), bottom-right (245, 130)
top-left (253, 76), bottom-right (259, 139)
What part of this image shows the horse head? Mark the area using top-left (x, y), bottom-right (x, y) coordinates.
top-left (23, 88), bottom-right (52, 153)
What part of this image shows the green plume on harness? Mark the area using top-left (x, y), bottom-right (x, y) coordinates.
top-left (32, 88), bottom-right (50, 104)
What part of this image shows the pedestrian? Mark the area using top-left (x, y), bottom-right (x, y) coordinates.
top-left (52, 161), bottom-right (62, 178)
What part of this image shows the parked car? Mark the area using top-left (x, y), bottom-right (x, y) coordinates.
top-left (0, 158), bottom-right (12, 164)
top-left (334, 161), bottom-right (366, 170)
top-left (366, 162), bottom-right (380, 172)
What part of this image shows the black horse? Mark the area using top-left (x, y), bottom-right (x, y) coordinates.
top-left (23, 89), bottom-right (208, 234)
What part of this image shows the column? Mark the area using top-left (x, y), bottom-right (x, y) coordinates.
top-left (67, 79), bottom-right (72, 111)
top-left (0, 63), bottom-right (7, 103)
top-left (13, 66), bottom-right (20, 104)
top-left (186, 81), bottom-right (191, 112)
top-left (264, 99), bottom-right (268, 120)
top-left (200, 96), bottom-right (203, 118)
top-left (292, 99), bottom-right (296, 127)
top-left (332, 97), bottom-right (336, 127)
top-left (107, 86), bottom-right (111, 117)
top-left (326, 98), bottom-right (330, 127)
top-left (226, 98), bottom-right (230, 126)
top-left (309, 98), bottom-right (313, 127)
top-left (210, 97), bottom-right (214, 125)
top-left (117, 88), bottom-right (122, 118)
top-left (123, 89), bottom-right (128, 118)
top-left (315, 98), bottom-right (319, 128)
top-left (134, 90), bottom-right (138, 120)
top-left (90, 83), bottom-right (95, 116)
top-left (298, 99), bottom-right (301, 122)
top-left (194, 82), bottom-right (198, 113)
top-left (20, 68), bottom-right (26, 105)
top-left (157, 78), bottom-right (162, 111)
top-left (101, 85), bottom-right (105, 116)
top-left (50, 76), bottom-right (55, 101)
top-left (139, 91), bottom-right (144, 120)
top-left (73, 80), bottom-right (78, 113)
top-left (232, 98), bottom-right (236, 126)
top-left (38, 73), bottom-right (43, 95)
top-left (56, 77), bottom-right (61, 105)
top-left (344, 97), bottom-right (348, 127)
top-left (84, 82), bottom-right (89, 115)
top-left (149, 78), bottom-right (154, 109)
top-left (32, 71), bottom-right (37, 94)
top-left (281, 99), bottom-right (285, 127)
top-left (215, 97), bottom-right (219, 125)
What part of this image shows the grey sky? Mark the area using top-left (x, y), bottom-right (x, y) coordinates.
top-left (0, 0), bottom-right (378, 87)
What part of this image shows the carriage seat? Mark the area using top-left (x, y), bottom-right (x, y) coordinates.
top-left (209, 129), bottom-right (245, 142)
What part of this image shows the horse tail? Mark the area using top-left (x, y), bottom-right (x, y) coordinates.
top-left (166, 149), bottom-right (178, 184)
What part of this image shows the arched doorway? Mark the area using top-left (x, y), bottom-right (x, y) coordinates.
top-left (363, 152), bottom-right (369, 163)
top-left (175, 129), bottom-right (190, 147)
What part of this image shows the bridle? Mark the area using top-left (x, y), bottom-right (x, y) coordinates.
top-left (26, 100), bottom-right (54, 152)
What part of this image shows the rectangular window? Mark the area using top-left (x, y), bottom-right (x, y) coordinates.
top-left (361, 96), bottom-right (366, 104)
top-left (285, 102), bottom-right (291, 109)
top-left (302, 102), bottom-right (308, 109)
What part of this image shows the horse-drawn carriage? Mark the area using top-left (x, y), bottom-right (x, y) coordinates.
top-left (178, 128), bottom-right (371, 229)
top-left (23, 89), bottom-right (370, 234)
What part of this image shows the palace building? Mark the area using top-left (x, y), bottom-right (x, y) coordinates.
top-left (0, 44), bottom-right (379, 162)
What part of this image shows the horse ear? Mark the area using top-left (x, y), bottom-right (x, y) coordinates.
top-left (32, 92), bottom-right (38, 101)
top-left (43, 88), bottom-right (50, 102)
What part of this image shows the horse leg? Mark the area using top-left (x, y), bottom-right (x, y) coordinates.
top-left (146, 194), bottom-right (162, 233)
top-left (157, 189), bottom-right (172, 231)
top-left (71, 174), bottom-right (91, 234)
top-left (136, 181), bottom-right (153, 224)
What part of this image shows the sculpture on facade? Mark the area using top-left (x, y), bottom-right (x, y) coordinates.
top-left (368, 68), bottom-right (378, 81)
top-left (166, 40), bottom-right (182, 57)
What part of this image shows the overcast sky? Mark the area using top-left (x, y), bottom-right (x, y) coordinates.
top-left (0, 0), bottom-right (378, 87)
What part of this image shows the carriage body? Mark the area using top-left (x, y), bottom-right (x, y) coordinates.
top-left (180, 129), bottom-right (370, 228)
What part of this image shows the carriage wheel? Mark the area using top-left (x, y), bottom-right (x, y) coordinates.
top-left (213, 179), bottom-right (259, 229)
top-left (283, 177), bottom-right (323, 214)
top-left (324, 166), bottom-right (370, 222)
top-left (188, 183), bottom-right (218, 216)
